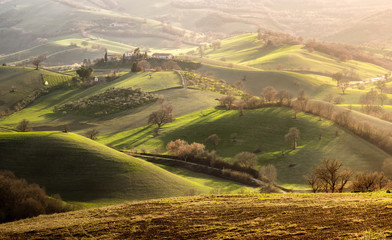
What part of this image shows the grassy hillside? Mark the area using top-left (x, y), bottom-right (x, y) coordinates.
top-left (0, 71), bottom-right (221, 135)
top-left (204, 33), bottom-right (388, 78)
top-left (2, 193), bottom-right (392, 239)
top-left (197, 64), bottom-right (383, 105)
top-left (99, 107), bottom-right (390, 189)
top-left (0, 66), bottom-right (72, 112)
top-left (0, 0), bottom-right (202, 64)
top-left (0, 132), bottom-right (252, 203)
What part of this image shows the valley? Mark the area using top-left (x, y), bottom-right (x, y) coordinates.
top-left (2, 1), bottom-right (392, 238)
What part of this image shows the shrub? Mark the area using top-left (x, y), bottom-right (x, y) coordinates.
top-left (166, 139), bottom-right (207, 160)
top-left (234, 152), bottom-right (258, 168)
top-left (56, 87), bottom-right (157, 116)
top-left (352, 171), bottom-right (388, 192)
top-left (0, 171), bottom-right (70, 223)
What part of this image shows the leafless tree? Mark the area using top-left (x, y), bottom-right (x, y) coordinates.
top-left (285, 127), bottom-right (300, 150)
top-left (323, 93), bottom-right (334, 103)
top-left (85, 129), bottom-right (99, 140)
top-left (378, 93), bottom-right (388, 106)
top-left (304, 172), bottom-right (322, 193)
top-left (235, 99), bottom-right (245, 116)
top-left (352, 171), bottom-right (388, 192)
top-left (16, 119), bottom-right (32, 132)
top-left (219, 95), bottom-right (236, 110)
top-left (234, 152), bottom-right (258, 168)
top-left (338, 78), bottom-right (350, 94)
top-left (31, 55), bottom-right (47, 70)
top-left (259, 164), bottom-right (277, 183)
top-left (295, 90), bottom-right (308, 111)
top-left (331, 72), bottom-right (343, 87)
top-left (276, 90), bottom-right (293, 105)
top-left (148, 101), bottom-right (174, 133)
top-left (261, 86), bottom-right (277, 103)
top-left (313, 159), bottom-right (351, 193)
top-left (206, 134), bottom-right (220, 150)
top-left (234, 80), bottom-right (244, 91)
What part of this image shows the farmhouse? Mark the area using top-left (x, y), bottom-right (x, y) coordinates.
top-left (152, 53), bottom-right (174, 60)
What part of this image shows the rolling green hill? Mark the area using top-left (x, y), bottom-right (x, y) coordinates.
top-left (0, 0), bottom-right (202, 66)
top-left (99, 107), bottom-right (391, 189)
top-left (197, 64), bottom-right (385, 105)
top-left (0, 66), bottom-right (72, 112)
top-left (0, 131), bottom-right (251, 204)
top-left (0, 71), bottom-right (222, 135)
top-left (203, 33), bottom-right (388, 78)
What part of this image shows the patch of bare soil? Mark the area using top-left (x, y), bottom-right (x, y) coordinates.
top-left (1, 194), bottom-right (392, 239)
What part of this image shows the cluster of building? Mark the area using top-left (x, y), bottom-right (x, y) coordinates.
top-left (107, 51), bottom-right (174, 61)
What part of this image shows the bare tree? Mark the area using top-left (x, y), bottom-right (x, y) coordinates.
top-left (312, 159), bottom-right (351, 193)
top-left (16, 119), bottom-right (32, 132)
top-left (338, 78), bottom-right (350, 94)
top-left (323, 93), bottom-right (334, 103)
top-left (294, 90), bottom-right (308, 111)
top-left (334, 110), bottom-right (352, 127)
top-left (352, 171), bottom-right (388, 192)
top-left (31, 55), bottom-right (47, 70)
top-left (261, 86), bottom-right (277, 103)
top-left (235, 99), bottom-right (245, 116)
top-left (337, 169), bottom-right (352, 193)
top-left (85, 129), bottom-right (99, 140)
top-left (331, 72), bottom-right (343, 87)
top-left (234, 80), bottom-right (244, 91)
top-left (206, 134), bottom-right (220, 150)
top-left (285, 127), bottom-right (300, 150)
top-left (333, 96), bottom-right (345, 105)
top-left (378, 93), bottom-right (388, 106)
top-left (276, 90), bottom-right (293, 105)
top-left (234, 152), bottom-right (258, 168)
top-left (259, 164), bottom-right (277, 183)
top-left (304, 172), bottom-right (322, 193)
top-left (148, 101), bottom-right (174, 133)
top-left (323, 103), bottom-right (335, 118)
top-left (219, 95), bottom-right (236, 110)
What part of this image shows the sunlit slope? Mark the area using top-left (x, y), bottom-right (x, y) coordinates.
top-left (100, 108), bottom-right (390, 188)
top-left (0, 38), bottom-right (135, 66)
top-left (0, 71), bottom-right (221, 134)
top-left (0, 0), bottom-right (200, 61)
top-left (1, 194), bottom-right (392, 239)
top-left (0, 132), bottom-right (209, 202)
top-left (204, 33), bottom-right (388, 78)
top-left (197, 64), bottom-right (390, 104)
top-left (0, 66), bottom-right (72, 112)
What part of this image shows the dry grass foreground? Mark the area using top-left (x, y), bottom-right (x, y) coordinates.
top-left (1, 194), bottom-right (392, 239)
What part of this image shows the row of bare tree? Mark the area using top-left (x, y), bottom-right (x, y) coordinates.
top-left (305, 159), bottom-right (388, 193)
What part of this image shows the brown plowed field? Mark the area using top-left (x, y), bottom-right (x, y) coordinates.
top-left (1, 193), bottom-right (392, 239)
